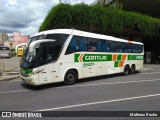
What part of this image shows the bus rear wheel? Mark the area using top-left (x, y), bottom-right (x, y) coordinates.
top-left (64, 70), bottom-right (77, 85)
top-left (130, 65), bottom-right (136, 74)
top-left (123, 65), bottom-right (129, 75)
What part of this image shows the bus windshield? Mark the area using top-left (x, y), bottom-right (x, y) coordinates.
top-left (20, 34), bottom-right (69, 69)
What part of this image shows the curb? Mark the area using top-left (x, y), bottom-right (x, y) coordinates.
top-left (4, 72), bottom-right (19, 76)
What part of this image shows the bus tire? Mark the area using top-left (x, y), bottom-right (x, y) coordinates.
top-left (123, 65), bottom-right (129, 75)
top-left (130, 65), bottom-right (136, 74)
top-left (64, 70), bottom-right (77, 85)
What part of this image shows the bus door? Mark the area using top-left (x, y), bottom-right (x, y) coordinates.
top-left (36, 42), bottom-right (55, 84)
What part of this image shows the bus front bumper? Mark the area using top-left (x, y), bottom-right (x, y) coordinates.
top-left (20, 75), bottom-right (34, 85)
top-left (20, 73), bottom-right (38, 86)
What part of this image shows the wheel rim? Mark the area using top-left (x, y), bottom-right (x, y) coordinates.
top-left (67, 74), bottom-right (75, 82)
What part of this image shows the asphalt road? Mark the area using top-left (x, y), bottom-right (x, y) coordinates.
top-left (0, 64), bottom-right (160, 120)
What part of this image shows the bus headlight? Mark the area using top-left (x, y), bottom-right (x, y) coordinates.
top-left (28, 73), bottom-right (33, 77)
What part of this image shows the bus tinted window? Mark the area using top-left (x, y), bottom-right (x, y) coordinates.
top-left (102, 40), bottom-right (109, 52)
top-left (108, 41), bottom-right (116, 52)
top-left (95, 39), bottom-right (102, 52)
top-left (38, 44), bottom-right (56, 66)
top-left (66, 36), bottom-right (143, 54)
top-left (88, 38), bottom-right (102, 52)
top-left (66, 36), bottom-right (78, 54)
top-left (46, 34), bottom-right (69, 42)
top-left (115, 42), bottom-right (123, 53)
top-left (66, 36), bottom-right (88, 54)
top-left (125, 43), bottom-right (132, 53)
top-left (132, 44), bottom-right (136, 53)
top-left (88, 38), bottom-right (96, 52)
top-left (138, 45), bottom-right (143, 53)
top-left (79, 37), bottom-right (87, 51)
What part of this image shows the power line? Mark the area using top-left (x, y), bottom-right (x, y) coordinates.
top-left (15, 0), bottom-right (50, 10)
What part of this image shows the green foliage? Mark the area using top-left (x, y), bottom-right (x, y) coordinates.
top-left (10, 48), bottom-right (15, 52)
top-left (39, 3), bottom-right (160, 36)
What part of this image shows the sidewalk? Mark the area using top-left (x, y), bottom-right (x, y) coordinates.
top-left (0, 56), bottom-right (20, 82)
top-left (0, 72), bottom-right (20, 82)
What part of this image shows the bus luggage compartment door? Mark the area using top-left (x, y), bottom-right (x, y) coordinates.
top-left (81, 62), bottom-right (96, 78)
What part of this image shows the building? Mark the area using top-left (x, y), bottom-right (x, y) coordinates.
top-left (13, 32), bottom-right (28, 48)
top-left (0, 33), bottom-right (9, 46)
top-left (91, 0), bottom-right (160, 63)
top-left (3, 32), bottom-right (29, 48)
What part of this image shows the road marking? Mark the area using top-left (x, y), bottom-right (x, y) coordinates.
top-left (61, 79), bottom-right (160, 88)
top-left (1, 79), bottom-right (160, 94)
top-left (0, 90), bottom-right (30, 94)
top-left (36, 93), bottom-right (160, 111)
top-left (140, 72), bottom-right (160, 74)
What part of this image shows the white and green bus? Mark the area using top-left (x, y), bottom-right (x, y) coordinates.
top-left (20, 29), bottom-right (144, 86)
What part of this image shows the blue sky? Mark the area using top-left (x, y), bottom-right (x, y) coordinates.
top-left (0, 0), bottom-right (94, 35)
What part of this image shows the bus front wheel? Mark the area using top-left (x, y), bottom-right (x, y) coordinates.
top-left (64, 70), bottom-right (77, 85)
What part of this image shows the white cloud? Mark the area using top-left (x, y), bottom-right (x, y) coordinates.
top-left (0, 0), bottom-right (94, 35)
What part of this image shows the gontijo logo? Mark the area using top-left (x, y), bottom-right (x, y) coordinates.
top-left (74, 54), bottom-right (112, 62)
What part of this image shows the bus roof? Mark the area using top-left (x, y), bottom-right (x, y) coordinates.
top-left (33, 29), bottom-right (143, 45)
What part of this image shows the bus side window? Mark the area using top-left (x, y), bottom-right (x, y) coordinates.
top-left (103, 40), bottom-right (109, 52)
top-left (88, 38), bottom-right (96, 52)
top-left (66, 36), bottom-right (78, 54)
top-left (108, 41), bottom-right (115, 52)
top-left (115, 42), bottom-right (123, 53)
top-left (95, 39), bottom-right (102, 52)
top-left (136, 45), bottom-right (139, 53)
top-left (132, 44), bottom-right (136, 53)
top-left (132, 44), bottom-right (139, 53)
top-left (79, 37), bottom-right (87, 51)
top-left (138, 45), bottom-right (143, 53)
top-left (125, 43), bottom-right (131, 53)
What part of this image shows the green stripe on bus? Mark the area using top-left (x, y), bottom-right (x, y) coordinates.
top-left (114, 61), bottom-right (119, 67)
top-left (74, 54), bottom-right (80, 62)
top-left (130, 55), bottom-right (144, 60)
top-left (82, 54), bottom-right (112, 62)
top-left (21, 69), bottom-right (33, 74)
top-left (128, 55), bottom-right (132, 60)
top-left (117, 55), bottom-right (122, 61)
top-left (74, 54), bottom-right (143, 62)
